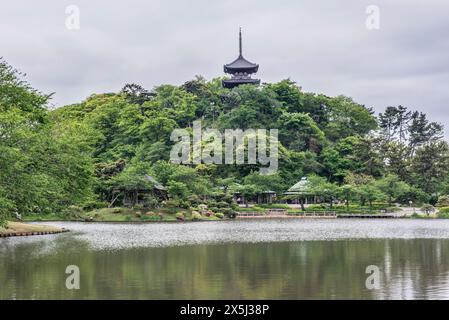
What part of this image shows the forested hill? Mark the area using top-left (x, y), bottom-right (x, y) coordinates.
top-left (1, 59), bottom-right (448, 224)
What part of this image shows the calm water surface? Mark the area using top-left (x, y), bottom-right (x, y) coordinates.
top-left (2, 219), bottom-right (449, 299)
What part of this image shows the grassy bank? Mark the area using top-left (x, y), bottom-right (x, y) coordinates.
top-left (23, 207), bottom-right (224, 223)
top-left (0, 222), bottom-right (67, 237)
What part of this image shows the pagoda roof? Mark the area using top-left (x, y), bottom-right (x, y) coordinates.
top-left (224, 56), bottom-right (259, 73)
top-left (224, 28), bottom-right (259, 74)
top-left (223, 78), bottom-right (260, 89)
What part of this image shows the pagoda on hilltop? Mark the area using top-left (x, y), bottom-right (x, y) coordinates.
top-left (223, 28), bottom-right (261, 89)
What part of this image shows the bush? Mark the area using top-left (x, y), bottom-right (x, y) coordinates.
top-left (305, 204), bottom-right (327, 211)
top-left (133, 204), bottom-right (144, 211)
top-left (421, 204), bottom-right (436, 215)
top-left (141, 194), bottom-right (161, 209)
top-left (258, 204), bottom-right (290, 209)
top-left (63, 205), bottom-right (83, 219)
top-left (145, 211), bottom-right (162, 219)
top-left (187, 195), bottom-right (201, 206)
top-left (0, 197), bottom-right (14, 228)
top-left (165, 200), bottom-right (181, 208)
top-left (386, 206), bottom-right (402, 213)
top-left (439, 207), bottom-right (449, 214)
top-left (112, 207), bottom-right (122, 214)
top-left (216, 201), bottom-right (230, 208)
top-left (82, 200), bottom-right (107, 211)
top-left (191, 212), bottom-right (202, 221)
top-left (175, 212), bottom-right (185, 221)
top-left (437, 196), bottom-right (449, 208)
top-left (236, 206), bottom-right (265, 212)
top-left (214, 212), bottom-right (224, 219)
top-left (222, 208), bottom-right (237, 218)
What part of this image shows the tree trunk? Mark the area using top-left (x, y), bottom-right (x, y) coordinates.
top-left (109, 193), bottom-right (120, 208)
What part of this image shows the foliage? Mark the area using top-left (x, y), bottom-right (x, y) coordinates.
top-left (438, 207), bottom-right (449, 214)
top-left (214, 212), bottom-right (224, 219)
top-left (437, 196), bottom-right (449, 208)
top-left (421, 204), bottom-right (436, 216)
top-left (0, 59), bottom-right (94, 223)
top-left (1, 58), bottom-right (449, 222)
top-left (191, 212), bottom-right (202, 221)
top-left (175, 212), bottom-right (185, 221)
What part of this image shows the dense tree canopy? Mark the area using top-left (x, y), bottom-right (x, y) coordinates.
top-left (0, 59), bottom-right (94, 226)
top-left (1, 60), bottom-right (449, 224)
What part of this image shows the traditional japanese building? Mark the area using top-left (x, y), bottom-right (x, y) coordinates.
top-left (223, 28), bottom-right (260, 89)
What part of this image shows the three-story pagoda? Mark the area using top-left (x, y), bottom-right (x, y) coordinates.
top-left (223, 28), bottom-right (261, 89)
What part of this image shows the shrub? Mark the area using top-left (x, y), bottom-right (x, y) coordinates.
top-left (187, 195), bottom-right (201, 206)
top-left (437, 196), bottom-right (449, 208)
top-left (165, 200), bottom-right (181, 208)
top-left (305, 204), bottom-right (327, 211)
top-left (141, 195), bottom-right (161, 209)
top-left (0, 197), bottom-right (14, 228)
top-left (82, 200), bottom-right (107, 211)
top-left (112, 207), bottom-right (122, 214)
top-left (216, 201), bottom-right (229, 208)
top-left (125, 216), bottom-right (132, 221)
top-left (175, 212), bottom-right (185, 221)
top-left (230, 203), bottom-right (239, 210)
top-left (179, 200), bottom-right (191, 209)
top-left (63, 205), bottom-right (83, 219)
top-left (133, 204), bottom-right (144, 211)
top-left (222, 208), bottom-right (237, 218)
top-left (421, 204), bottom-right (436, 215)
top-left (386, 206), bottom-right (402, 213)
top-left (214, 212), bottom-right (224, 219)
top-left (439, 207), bottom-right (449, 214)
top-left (258, 204), bottom-right (290, 209)
top-left (191, 212), bottom-right (202, 221)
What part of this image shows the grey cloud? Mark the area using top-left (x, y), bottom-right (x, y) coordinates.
top-left (1, 0), bottom-right (448, 136)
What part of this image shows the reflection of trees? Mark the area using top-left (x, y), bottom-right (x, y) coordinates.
top-left (1, 239), bottom-right (449, 299)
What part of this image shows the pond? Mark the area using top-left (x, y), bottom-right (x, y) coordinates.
top-left (2, 219), bottom-right (449, 299)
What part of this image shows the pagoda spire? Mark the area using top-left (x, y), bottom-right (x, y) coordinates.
top-left (222, 28), bottom-right (260, 89)
top-left (239, 27), bottom-right (243, 57)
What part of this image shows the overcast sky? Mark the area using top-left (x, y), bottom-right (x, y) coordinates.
top-left (1, 0), bottom-right (449, 135)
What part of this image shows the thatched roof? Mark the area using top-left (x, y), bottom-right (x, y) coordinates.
top-left (144, 174), bottom-right (167, 191)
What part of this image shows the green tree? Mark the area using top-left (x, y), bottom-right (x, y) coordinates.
top-left (410, 141), bottom-right (449, 195)
top-left (375, 175), bottom-right (410, 206)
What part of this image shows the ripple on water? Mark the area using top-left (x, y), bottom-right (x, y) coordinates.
top-left (12, 219), bottom-right (449, 251)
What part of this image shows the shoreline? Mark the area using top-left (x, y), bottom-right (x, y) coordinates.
top-left (0, 222), bottom-right (69, 238)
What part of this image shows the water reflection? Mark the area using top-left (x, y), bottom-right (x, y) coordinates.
top-left (1, 220), bottom-right (449, 299)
